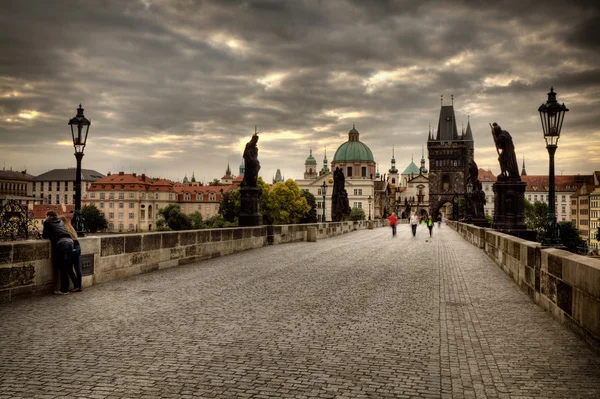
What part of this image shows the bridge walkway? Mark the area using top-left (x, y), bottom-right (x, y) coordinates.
top-left (1, 224), bottom-right (599, 398)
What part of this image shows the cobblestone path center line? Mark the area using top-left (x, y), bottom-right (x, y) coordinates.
top-left (1, 225), bottom-right (600, 398)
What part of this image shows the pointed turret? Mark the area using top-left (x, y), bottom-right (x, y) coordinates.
top-left (375, 163), bottom-right (380, 179)
top-left (182, 174), bottom-right (189, 186)
top-left (273, 168), bottom-right (284, 183)
top-left (436, 101), bottom-right (459, 142)
top-left (320, 147), bottom-right (330, 176)
top-left (388, 146), bottom-right (398, 173)
top-left (239, 159), bottom-right (245, 176)
top-left (521, 156), bottom-right (527, 176)
top-left (420, 146), bottom-right (428, 174)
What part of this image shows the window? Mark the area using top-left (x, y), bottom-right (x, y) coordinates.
top-left (118, 213), bottom-right (124, 219)
top-left (100, 203), bottom-right (104, 208)
top-left (129, 203), bottom-right (134, 208)
top-left (353, 189), bottom-right (363, 195)
top-left (118, 223), bottom-right (124, 231)
top-left (353, 202), bottom-right (362, 208)
top-left (100, 193), bottom-right (105, 199)
top-left (184, 193), bottom-right (190, 201)
top-left (109, 202), bottom-right (114, 208)
top-left (33, 182), bottom-right (37, 191)
top-left (129, 192), bottom-right (135, 199)
top-left (205, 204), bottom-right (210, 211)
top-left (168, 193), bottom-right (173, 200)
top-left (155, 193), bottom-right (159, 199)
top-left (198, 204), bottom-right (201, 210)
top-left (361, 166), bottom-right (367, 177)
top-left (562, 195), bottom-right (566, 202)
top-left (317, 189), bottom-right (322, 196)
top-left (119, 192), bottom-right (124, 199)
top-left (317, 201), bottom-right (322, 209)
top-left (209, 193), bottom-right (216, 201)
top-left (56, 194), bottom-right (60, 203)
top-left (108, 222), bottom-right (114, 230)
top-left (109, 212), bottom-right (114, 218)
top-left (128, 212), bottom-right (134, 219)
top-left (128, 223), bottom-right (134, 231)
top-left (347, 167), bottom-right (352, 177)
top-left (141, 193), bottom-right (146, 200)
top-left (109, 193), bottom-right (114, 199)
top-left (442, 175), bottom-right (450, 191)
top-left (119, 202), bottom-right (124, 208)
top-left (64, 194), bottom-right (68, 204)
top-left (90, 193), bottom-right (96, 198)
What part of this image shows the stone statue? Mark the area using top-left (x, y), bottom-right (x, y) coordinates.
top-left (491, 122), bottom-right (520, 181)
top-left (241, 133), bottom-right (260, 187)
top-left (467, 159), bottom-right (486, 218)
top-left (331, 167), bottom-right (351, 221)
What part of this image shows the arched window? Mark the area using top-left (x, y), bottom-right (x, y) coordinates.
top-left (361, 167), bottom-right (367, 177)
top-left (198, 193), bottom-right (203, 201)
top-left (184, 193), bottom-right (190, 201)
top-left (209, 193), bottom-right (216, 201)
top-left (442, 175), bottom-right (450, 191)
top-left (392, 178), bottom-right (396, 184)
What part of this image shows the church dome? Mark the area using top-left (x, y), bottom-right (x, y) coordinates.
top-left (332, 126), bottom-right (375, 163)
top-left (305, 150), bottom-right (317, 165)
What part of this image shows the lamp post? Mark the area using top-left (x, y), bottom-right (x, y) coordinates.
top-left (368, 195), bottom-right (372, 220)
top-left (321, 181), bottom-right (327, 222)
top-left (68, 104), bottom-right (91, 237)
top-left (538, 87), bottom-right (568, 247)
top-left (466, 181), bottom-right (473, 223)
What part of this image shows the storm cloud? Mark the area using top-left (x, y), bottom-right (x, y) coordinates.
top-left (1, 0), bottom-right (599, 182)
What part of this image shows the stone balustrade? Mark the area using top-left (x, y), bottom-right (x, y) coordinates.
top-left (448, 221), bottom-right (600, 354)
top-left (1, 220), bottom-right (385, 303)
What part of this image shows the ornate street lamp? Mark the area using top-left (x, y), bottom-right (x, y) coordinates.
top-left (68, 104), bottom-right (91, 237)
top-left (538, 87), bottom-right (568, 246)
top-left (368, 195), bottom-right (372, 221)
top-left (321, 181), bottom-right (327, 222)
top-left (466, 182), bottom-right (473, 223)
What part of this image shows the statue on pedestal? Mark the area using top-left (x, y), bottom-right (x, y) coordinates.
top-left (241, 132), bottom-right (260, 188)
top-left (331, 167), bottom-right (351, 222)
top-left (239, 129), bottom-right (263, 226)
top-left (491, 122), bottom-right (520, 181)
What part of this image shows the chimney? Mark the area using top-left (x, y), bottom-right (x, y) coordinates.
top-left (141, 173), bottom-right (146, 181)
top-left (119, 171), bottom-right (124, 176)
top-left (132, 172), bottom-right (137, 177)
top-left (107, 171), bottom-right (111, 176)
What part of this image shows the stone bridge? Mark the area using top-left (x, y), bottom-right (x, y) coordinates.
top-left (1, 223), bottom-right (600, 398)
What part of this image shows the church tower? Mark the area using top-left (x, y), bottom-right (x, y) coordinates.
top-left (304, 149), bottom-right (318, 179)
top-left (427, 94), bottom-right (473, 218)
top-left (320, 148), bottom-right (330, 176)
top-left (388, 146), bottom-right (399, 185)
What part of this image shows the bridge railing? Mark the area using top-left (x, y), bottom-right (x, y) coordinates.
top-left (449, 221), bottom-right (600, 355)
top-left (0, 220), bottom-right (386, 303)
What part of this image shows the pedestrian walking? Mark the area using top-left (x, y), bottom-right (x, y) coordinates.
top-left (427, 215), bottom-right (434, 237)
top-left (410, 212), bottom-right (418, 237)
top-left (60, 216), bottom-right (83, 292)
top-left (42, 211), bottom-right (74, 295)
top-left (388, 212), bottom-right (398, 237)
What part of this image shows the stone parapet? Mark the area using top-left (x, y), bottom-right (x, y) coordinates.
top-left (0, 219), bottom-right (386, 303)
top-left (448, 221), bottom-right (600, 354)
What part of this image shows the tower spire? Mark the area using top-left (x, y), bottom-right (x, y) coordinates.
top-left (521, 155), bottom-right (527, 176)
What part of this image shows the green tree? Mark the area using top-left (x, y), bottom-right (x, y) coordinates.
top-left (258, 177), bottom-right (273, 225)
top-left (208, 178), bottom-right (224, 186)
top-left (204, 214), bottom-right (236, 228)
top-left (157, 204), bottom-right (192, 231)
top-left (189, 211), bottom-right (205, 229)
top-left (299, 190), bottom-right (318, 223)
top-left (349, 207), bottom-right (366, 221)
top-left (81, 204), bottom-right (108, 233)
top-left (265, 179), bottom-right (310, 225)
top-left (558, 221), bottom-right (584, 253)
top-left (219, 188), bottom-right (240, 223)
top-left (524, 200), bottom-right (548, 231)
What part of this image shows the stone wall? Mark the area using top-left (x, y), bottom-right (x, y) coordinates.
top-left (449, 221), bottom-right (600, 354)
top-left (1, 220), bottom-right (386, 303)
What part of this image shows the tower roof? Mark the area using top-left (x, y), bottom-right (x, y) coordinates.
top-left (332, 125), bottom-right (375, 163)
top-left (402, 159), bottom-right (420, 175)
top-left (305, 149), bottom-right (317, 165)
top-left (436, 105), bottom-right (459, 141)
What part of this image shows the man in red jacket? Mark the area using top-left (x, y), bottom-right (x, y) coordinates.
top-left (388, 212), bottom-right (398, 237)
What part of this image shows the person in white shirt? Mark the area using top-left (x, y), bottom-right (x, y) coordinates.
top-left (410, 213), bottom-right (419, 237)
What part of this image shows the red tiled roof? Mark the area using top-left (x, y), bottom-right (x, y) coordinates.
top-left (521, 175), bottom-right (594, 192)
top-left (32, 204), bottom-right (75, 219)
top-left (88, 173), bottom-right (175, 192)
top-left (478, 168), bottom-right (497, 182)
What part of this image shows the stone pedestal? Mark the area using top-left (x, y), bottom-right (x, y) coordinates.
top-left (239, 187), bottom-right (263, 227)
top-left (368, 220), bottom-right (374, 230)
top-left (492, 180), bottom-right (536, 241)
top-left (472, 218), bottom-right (491, 228)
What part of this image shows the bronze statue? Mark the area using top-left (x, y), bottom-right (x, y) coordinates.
top-left (491, 122), bottom-right (520, 181)
top-left (331, 167), bottom-right (351, 221)
top-left (466, 159), bottom-right (486, 218)
top-left (241, 133), bottom-right (260, 187)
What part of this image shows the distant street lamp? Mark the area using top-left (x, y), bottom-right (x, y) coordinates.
top-left (321, 181), bottom-right (327, 222)
top-left (68, 104), bottom-right (91, 237)
top-left (539, 87), bottom-right (568, 246)
top-left (466, 181), bottom-right (473, 223)
top-left (368, 195), bottom-right (372, 221)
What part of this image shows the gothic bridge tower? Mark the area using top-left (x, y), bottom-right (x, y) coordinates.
top-left (427, 95), bottom-right (474, 218)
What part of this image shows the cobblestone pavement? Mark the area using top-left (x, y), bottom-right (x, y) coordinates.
top-left (1, 224), bottom-right (600, 399)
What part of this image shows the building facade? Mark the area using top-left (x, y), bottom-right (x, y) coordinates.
top-left (30, 168), bottom-right (105, 206)
top-left (0, 168), bottom-right (40, 207)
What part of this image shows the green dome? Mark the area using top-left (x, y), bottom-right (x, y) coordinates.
top-left (333, 141), bottom-right (374, 162)
top-left (305, 154), bottom-right (317, 165)
top-left (402, 161), bottom-right (420, 175)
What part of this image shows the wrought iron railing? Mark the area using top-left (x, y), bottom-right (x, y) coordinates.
top-left (0, 200), bottom-right (40, 241)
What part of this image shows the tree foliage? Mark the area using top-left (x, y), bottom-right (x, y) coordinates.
top-left (558, 221), bottom-right (584, 253)
top-left (264, 179), bottom-right (310, 225)
top-left (524, 200), bottom-right (548, 231)
top-left (189, 211), bottom-right (205, 229)
top-left (204, 214), bottom-right (237, 228)
top-left (208, 178), bottom-right (225, 186)
top-left (157, 204), bottom-right (191, 231)
top-left (349, 207), bottom-right (366, 221)
top-left (219, 188), bottom-right (240, 223)
top-left (299, 190), bottom-right (318, 223)
top-left (81, 204), bottom-right (108, 233)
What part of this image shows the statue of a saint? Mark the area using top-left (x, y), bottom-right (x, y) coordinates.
top-left (241, 133), bottom-right (260, 187)
top-left (491, 122), bottom-right (520, 180)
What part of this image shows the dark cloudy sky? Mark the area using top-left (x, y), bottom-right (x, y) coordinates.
top-left (1, 0), bottom-right (599, 183)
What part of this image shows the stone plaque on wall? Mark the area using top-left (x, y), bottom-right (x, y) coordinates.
top-left (80, 254), bottom-right (94, 276)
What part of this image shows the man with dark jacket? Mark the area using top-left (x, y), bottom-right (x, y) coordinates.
top-left (42, 210), bottom-right (74, 295)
